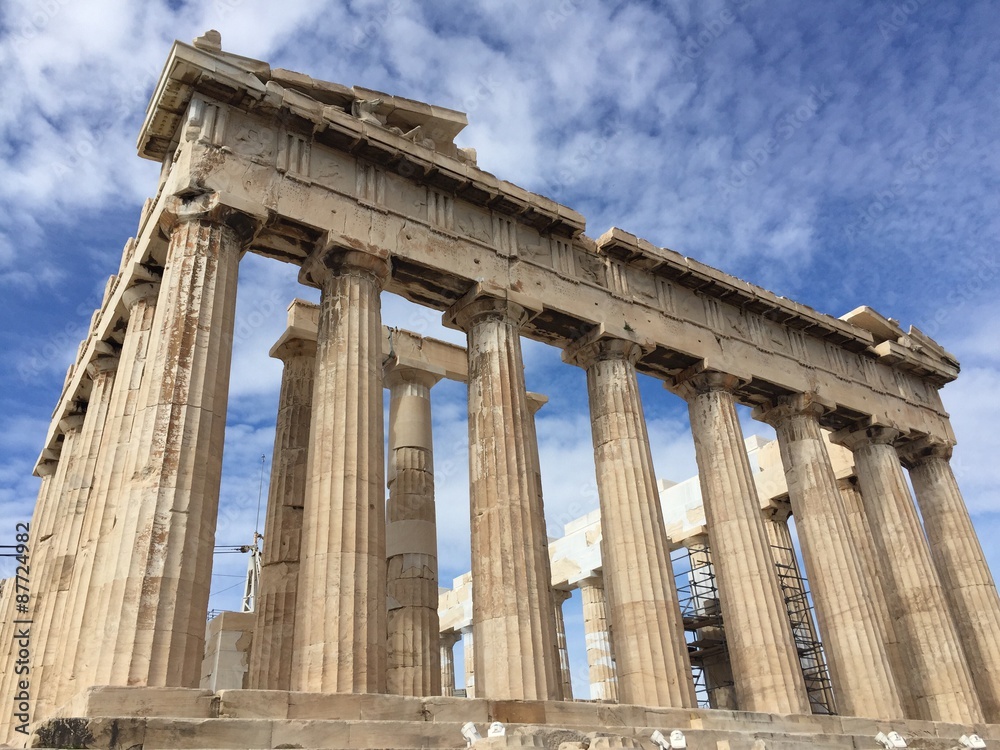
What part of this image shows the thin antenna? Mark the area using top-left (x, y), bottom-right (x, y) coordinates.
top-left (254, 453), bottom-right (265, 543)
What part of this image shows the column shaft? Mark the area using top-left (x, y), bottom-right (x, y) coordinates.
top-left (579, 576), bottom-right (618, 702)
top-left (104, 198), bottom-right (251, 688)
top-left (565, 335), bottom-right (695, 708)
top-left (440, 631), bottom-right (460, 697)
top-left (385, 366), bottom-right (441, 697)
top-left (82, 283), bottom-right (161, 688)
top-left (901, 439), bottom-right (1000, 722)
top-left (838, 477), bottom-right (916, 717)
top-left (686, 539), bottom-right (738, 710)
top-left (462, 627), bottom-right (475, 698)
top-left (41, 356), bottom-right (120, 714)
top-left (553, 588), bottom-right (574, 701)
top-left (681, 372), bottom-right (810, 715)
top-left (292, 245), bottom-right (390, 693)
top-left (247, 337), bottom-right (316, 690)
top-left (760, 395), bottom-right (903, 720)
top-left (448, 293), bottom-right (560, 700)
top-left (836, 426), bottom-right (982, 723)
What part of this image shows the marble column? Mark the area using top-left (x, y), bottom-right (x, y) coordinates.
top-left (105, 194), bottom-right (260, 688)
top-left (564, 331), bottom-right (695, 709)
top-left (760, 506), bottom-right (837, 716)
top-left (837, 475), bottom-right (915, 717)
top-left (78, 281), bottom-right (161, 690)
top-left (25, 410), bottom-right (86, 721)
top-left (899, 437), bottom-right (1000, 723)
top-left (758, 396), bottom-right (902, 719)
top-left (247, 330), bottom-right (316, 690)
top-left (462, 626), bottom-right (476, 698)
top-left (832, 424), bottom-right (982, 723)
top-left (440, 631), bottom-right (461, 697)
top-left (0, 459), bottom-right (58, 742)
top-left (552, 588), bottom-right (574, 701)
top-left (42, 353), bottom-right (121, 713)
top-left (579, 575), bottom-right (618, 702)
top-left (385, 363), bottom-right (442, 697)
top-left (293, 242), bottom-right (390, 693)
top-left (445, 290), bottom-right (560, 700)
top-left (675, 371), bottom-right (810, 715)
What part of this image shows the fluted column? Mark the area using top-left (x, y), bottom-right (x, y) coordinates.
top-left (102, 194), bottom-right (260, 688)
top-left (39, 353), bottom-right (121, 715)
top-left (385, 363), bottom-right (442, 697)
top-left (24, 410), bottom-right (86, 723)
top-left (445, 290), bottom-right (560, 700)
top-left (759, 394), bottom-right (903, 719)
top-left (552, 588), bottom-right (574, 701)
top-left (440, 631), bottom-right (461, 696)
top-left (837, 476), bottom-right (915, 717)
top-left (564, 331), bottom-right (695, 708)
top-left (462, 626), bottom-right (475, 698)
top-left (79, 281), bottom-right (161, 690)
top-left (247, 331), bottom-right (316, 690)
top-left (832, 424), bottom-right (982, 723)
top-left (761, 506), bottom-right (837, 715)
top-left (0, 459), bottom-right (57, 743)
top-left (899, 436), bottom-right (1000, 722)
top-left (292, 242), bottom-right (390, 693)
top-left (578, 575), bottom-right (618, 702)
top-left (675, 371), bottom-right (810, 715)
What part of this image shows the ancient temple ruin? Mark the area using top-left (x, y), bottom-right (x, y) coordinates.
top-left (2, 31), bottom-right (999, 749)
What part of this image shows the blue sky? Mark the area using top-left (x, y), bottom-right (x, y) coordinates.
top-left (1, 0), bottom-right (998, 698)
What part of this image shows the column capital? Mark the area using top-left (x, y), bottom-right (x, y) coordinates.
top-left (836, 475), bottom-right (860, 493)
top-left (830, 422), bottom-right (902, 451)
top-left (440, 630), bottom-right (462, 648)
top-left (667, 365), bottom-right (746, 401)
top-left (442, 283), bottom-right (541, 332)
top-left (526, 391), bottom-right (548, 416)
top-left (298, 236), bottom-right (391, 289)
top-left (158, 192), bottom-right (266, 246)
top-left (578, 573), bottom-right (605, 590)
top-left (552, 587), bottom-right (572, 605)
top-left (753, 392), bottom-right (834, 427)
top-left (383, 360), bottom-right (443, 390)
top-left (896, 435), bottom-right (955, 468)
top-left (122, 280), bottom-right (161, 310)
top-left (562, 323), bottom-right (650, 369)
top-left (86, 353), bottom-right (120, 379)
top-left (763, 499), bottom-right (792, 524)
top-left (35, 459), bottom-right (59, 478)
top-left (58, 412), bottom-right (87, 435)
top-left (270, 337), bottom-right (317, 363)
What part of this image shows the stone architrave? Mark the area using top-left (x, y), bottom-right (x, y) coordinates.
top-left (385, 362), bottom-right (443, 697)
top-left (292, 241), bottom-right (391, 694)
top-left (832, 424), bottom-right (983, 723)
top-left (758, 395), bottom-right (903, 720)
top-left (97, 194), bottom-right (261, 690)
top-left (899, 437), bottom-right (1000, 723)
top-left (247, 329), bottom-right (317, 690)
top-left (552, 588), bottom-right (574, 701)
top-left (74, 282), bottom-right (161, 691)
top-left (675, 371), bottom-right (810, 716)
top-left (564, 329), bottom-right (695, 709)
top-left (440, 631), bottom-right (461, 697)
top-left (444, 288), bottom-right (560, 701)
top-left (578, 576), bottom-right (618, 702)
